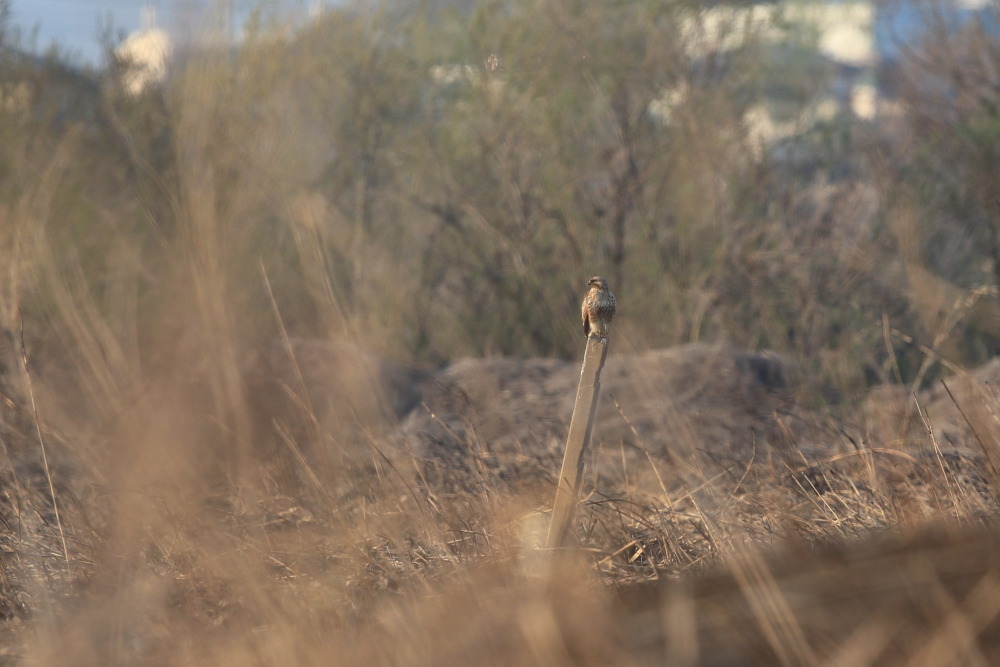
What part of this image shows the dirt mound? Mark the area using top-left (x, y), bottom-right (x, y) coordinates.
top-left (400, 344), bottom-right (803, 494)
top-left (920, 360), bottom-right (1000, 460)
top-left (388, 344), bottom-right (1000, 538)
top-left (861, 360), bottom-right (1000, 463)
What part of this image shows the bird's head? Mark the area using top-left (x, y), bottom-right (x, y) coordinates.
top-left (588, 276), bottom-right (609, 291)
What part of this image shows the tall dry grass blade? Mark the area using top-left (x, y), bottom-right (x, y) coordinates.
top-left (906, 570), bottom-right (1000, 667)
top-left (884, 310), bottom-right (905, 387)
top-left (725, 543), bottom-right (819, 667)
top-left (261, 262), bottom-right (312, 406)
top-left (16, 313), bottom-right (69, 570)
top-left (661, 580), bottom-right (699, 667)
top-left (913, 393), bottom-right (966, 513)
top-left (824, 615), bottom-right (899, 667)
top-left (909, 285), bottom-right (999, 394)
top-left (940, 379), bottom-right (1000, 489)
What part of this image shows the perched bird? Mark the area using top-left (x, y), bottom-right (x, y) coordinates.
top-left (581, 275), bottom-right (616, 341)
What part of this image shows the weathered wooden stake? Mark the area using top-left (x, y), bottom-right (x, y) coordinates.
top-left (546, 336), bottom-right (609, 549)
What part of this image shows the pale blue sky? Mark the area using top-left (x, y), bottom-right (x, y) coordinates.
top-left (7, 1), bottom-right (199, 64)
top-left (6, 1), bottom-right (332, 66)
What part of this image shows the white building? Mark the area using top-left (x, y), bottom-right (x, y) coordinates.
top-left (654, 1), bottom-right (878, 147)
top-left (116, 5), bottom-right (172, 95)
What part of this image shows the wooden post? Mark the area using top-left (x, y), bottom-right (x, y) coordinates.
top-left (546, 336), bottom-right (609, 549)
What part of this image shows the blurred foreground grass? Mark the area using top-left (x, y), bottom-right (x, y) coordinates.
top-left (1, 0), bottom-right (1000, 663)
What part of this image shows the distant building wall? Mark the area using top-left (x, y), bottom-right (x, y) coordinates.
top-left (115, 5), bottom-right (172, 95)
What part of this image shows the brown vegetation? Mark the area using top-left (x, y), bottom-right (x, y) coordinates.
top-left (1, 0), bottom-right (1000, 663)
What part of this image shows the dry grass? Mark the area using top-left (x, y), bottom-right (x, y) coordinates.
top-left (1, 0), bottom-right (1000, 663)
top-left (0, 325), bottom-right (999, 665)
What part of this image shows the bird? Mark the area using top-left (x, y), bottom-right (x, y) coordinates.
top-left (581, 276), bottom-right (616, 341)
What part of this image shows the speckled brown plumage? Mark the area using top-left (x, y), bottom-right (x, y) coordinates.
top-left (581, 276), bottom-right (616, 341)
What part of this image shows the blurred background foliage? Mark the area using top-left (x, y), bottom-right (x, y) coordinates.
top-left (0, 0), bottom-right (999, 405)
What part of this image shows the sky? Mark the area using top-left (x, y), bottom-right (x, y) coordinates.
top-left (6, 1), bottom-right (197, 65)
top-left (8, 0), bottom-right (998, 69)
top-left (5, 1), bottom-right (328, 66)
